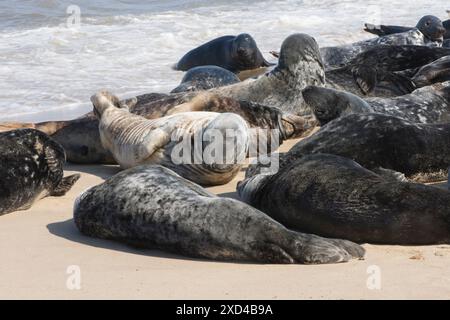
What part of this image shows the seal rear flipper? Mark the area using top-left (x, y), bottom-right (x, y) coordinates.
top-left (50, 174), bottom-right (81, 196)
top-left (269, 51), bottom-right (279, 59)
top-left (352, 65), bottom-right (378, 95)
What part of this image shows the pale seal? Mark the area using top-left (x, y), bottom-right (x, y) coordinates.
top-left (74, 165), bottom-right (365, 264)
top-left (325, 45), bottom-right (450, 97)
top-left (170, 65), bottom-right (240, 93)
top-left (92, 91), bottom-right (250, 186)
top-left (0, 129), bottom-right (80, 216)
top-left (175, 33), bottom-right (273, 73)
top-left (303, 81), bottom-right (450, 125)
top-left (238, 153), bottom-right (450, 245)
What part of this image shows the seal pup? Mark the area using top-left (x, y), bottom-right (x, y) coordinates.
top-left (0, 129), bottom-right (80, 216)
top-left (282, 113), bottom-right (450, 182)
top-left (364, 16), bottom-right (450, 39)
top-left (322, 16), bottom-right (446, 68)
top-left (74, 165), bottom-right (365, 264)
top-left (303, 81), bottom-right (450, 125)
top-left (170, 66), bottom-right (240, 93)
top-left (175, 33), bottom-right (273, 73)
top-left (238, 153), bottom-right (450, 245)
top-left (92, 91), bottom-right (250, 186)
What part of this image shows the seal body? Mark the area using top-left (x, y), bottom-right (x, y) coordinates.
top-left (0, 129), bottom-right (80, 216)
top-left (303, 82), bottom-right (450, 125)
top-left (93, 91), bottom-right (250, 186)
top-left (284, 113), bottom-right (450, 182)
top-left (175, 34), bottom-right (272, 73)
top-left (170, 66), bottom-right (240, 93)
top-left (321, 28), bottom-right (444, 68)
top-left (74, 165), bottom-right (364, 264)
top-left (238, 154), bottom-right (450, 245)
top-left (364, 16), bottom-right (449, 39)
top-left (325, 45), bottom-right (450, 97)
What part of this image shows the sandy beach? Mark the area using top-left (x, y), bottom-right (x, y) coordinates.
top-left (1, 138), bottom-right (449, 300)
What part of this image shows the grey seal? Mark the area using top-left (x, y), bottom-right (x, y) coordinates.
top-left (303, 81), bottom-right (450, 125)
top-left (92, 91), bottom-right (250, 186)
top-left (281, 113), bottom-right (450, 182)
top-left (0, 129), bottom-right (80, 216)
top-left (238, 153), bottom-right (450, 245)
top-left (170, 65), bottom-right (240, 93)
top-left (73, 165), bottom-right (365, 264)
top-left (364, 16), bottom-right (450, 40)
top-left (175, 34), bottom-right (273, 72)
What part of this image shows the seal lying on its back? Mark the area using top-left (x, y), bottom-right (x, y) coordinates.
top-left (238, 154), bottom-right (450, 245)
top-left (1, 91), bottom-right (313, 165)
top-left (303, 81), bottom-right (450, 125)
top-left (175, 34), bottom-right (273, 73)
top-left (0, 129), bottom-right (80, 216)
top-left (74, 165), bottom-right (364, 264)
top-left (93, 91), bottom-right (250, 186)
top-left (322, 16), bottom-right (446, 68)
top-left (364, 16), bottom-right (450, 40)
top-left (282, 113), bottom-right (450, 182)
top-left (170, 66), bottom-right (240, 93)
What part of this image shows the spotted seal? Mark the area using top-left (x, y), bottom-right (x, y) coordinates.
top-left (0, 129), bottom-right (80, 216)
top-left (303, 81), bottom-right (450, 125)
top-left (322, 16), bottom-right (446, 68)
top-left (238, 153), bottom-right (450, 245)
top-left (74, 165), bottom-right (365, 264)
top-left (170, 65), bottom-right (240, 93)
top-left (279, 113), bottom-right (450, 182)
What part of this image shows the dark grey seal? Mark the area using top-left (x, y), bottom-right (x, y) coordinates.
top-left (280, 113), bottom-right (450, 182)
top-left (175, 34), bottom-right (273, 73)
top-left (0, 129), bottom-right (80, 216)
top-left (73, 165), bottom-right (364, 264)
top-left (170, 66), bottom-right (240, 93)
top-left (238, 153), bottom-right (450, 245)
top-left (325, 45), bottom-right (450, 98)
top-left (303, 81), bottom-right (450, 125)
top-left (364, 16), bottom-right (450, 40)
top-left (322, 16), bottom-right (446, 68)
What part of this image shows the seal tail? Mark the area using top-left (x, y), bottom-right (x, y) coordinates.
top-left (51, 174), bottom-right (81, 197)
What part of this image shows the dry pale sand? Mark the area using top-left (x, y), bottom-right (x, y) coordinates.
top-left (1, 138), bottom-right (450, 300)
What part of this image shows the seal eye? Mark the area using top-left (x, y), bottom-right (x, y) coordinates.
top-left (426, 21), bottom-right (430, 26)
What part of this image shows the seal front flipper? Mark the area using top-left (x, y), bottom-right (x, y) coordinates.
top-left (50, 174), bottom-right (81, 196)
top-left (352, 65), bottom-right (378, 95)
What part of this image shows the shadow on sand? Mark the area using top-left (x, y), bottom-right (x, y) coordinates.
top-left (47, 218), bottom-right (245, 264)
top-left (64, 163), bottom-right (121, 180)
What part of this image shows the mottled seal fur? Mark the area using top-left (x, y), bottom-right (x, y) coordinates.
top-left (364, 16), bottom-right (450, 40)
top-left (170, 66), bottom-right (240, 93)
top-left (73, 165), bottom-right (364, 264)
top-left (281, 113), bottom-right (450, 182)
top-left (322, 18), bottom-right (445, 69)
top-left (175, 34), bottom-right (272, 73)
top-left (325, 45), bottom-right (450, 97)
top-left (93, 91), bottom-right (250, 186)
top-left (238, 153), bottom-right (450, 245)
top-left (0, 129), bottom-right (80, 216)
top-left (303, 81), bottom-right (450, 125)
